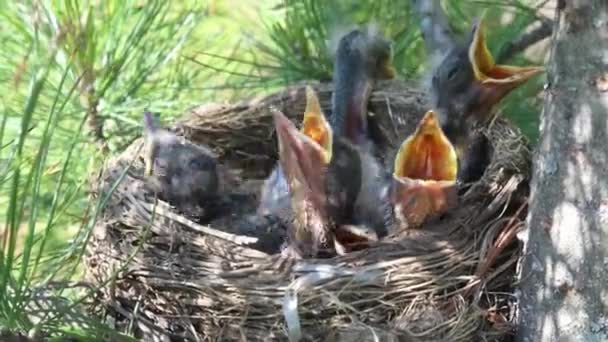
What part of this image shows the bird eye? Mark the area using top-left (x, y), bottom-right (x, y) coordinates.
top-left (189, 158), bottom-right (203, 169)
top-left (447, 66), bottom-right (459, 81)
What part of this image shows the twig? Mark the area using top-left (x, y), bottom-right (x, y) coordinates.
top-left (497, 19), bottom-right (554, 63)
top-left (138, 201), bottom-right (259, 245)
top-left (476, 201), bottom-right (527, 278)
top-left (109, 301), bottom-right (180, 339)
top-left (411, 0), bottom-right (554, 63)
top-left (384, 96), bottom-right (398, 138)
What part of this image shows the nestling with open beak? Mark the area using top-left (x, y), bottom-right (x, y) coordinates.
top-left (271, 103), bottom-right (335, 258)
top-left (142, 111), bottom-right (228, 218)
top-left (430, 13), bottom-right (543, 182)
top-left (269, 87), bottom-right (384, 258)
top-left (391, 110), bottom-right (459, 229)
top-left (257, 86), bottom-right (333, 221)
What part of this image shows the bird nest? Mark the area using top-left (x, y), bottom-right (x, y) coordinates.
top-left (85, 79), bottom-right (531, 342)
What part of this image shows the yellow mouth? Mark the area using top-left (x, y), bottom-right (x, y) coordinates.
top-left (393, 110), bottom-right (458, 182)
top-left (301, 86), bottom-right (333, 164)
top-left (469, 11), bottom-right (543, 86)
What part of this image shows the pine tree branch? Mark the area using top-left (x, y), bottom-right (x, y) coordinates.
top-left (497, 19), bottom-right (554, 63)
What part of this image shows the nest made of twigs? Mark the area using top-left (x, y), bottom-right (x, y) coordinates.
top-left (84, 79), bottom-right (531, 342)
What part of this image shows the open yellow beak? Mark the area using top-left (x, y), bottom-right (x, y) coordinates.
top-left (394, 111), bottom-right (458, 181)
top-left (272, 87), bottom-right (335, 217)
top-left (469, 12), bottom-right (544, 90)
top-left (274, 109), bottom-right (329, 211)
top-left (392, 110), bottom-right (459, 227)
top-left (301, 86), bottom-right (333, 164)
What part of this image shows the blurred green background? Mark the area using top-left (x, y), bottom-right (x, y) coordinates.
top-left (0, 0), bottom-right (549, 339)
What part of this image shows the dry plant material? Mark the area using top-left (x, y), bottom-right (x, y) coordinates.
top-left (85, 80), bottom-right (531, 342)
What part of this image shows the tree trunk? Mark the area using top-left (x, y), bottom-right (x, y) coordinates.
top-left (516, 1), bottom-right (608, 342)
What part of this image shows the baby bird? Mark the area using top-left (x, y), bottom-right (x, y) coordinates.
top-left (430, 13), bottom-right (543, 182)
top-left (257, 87), bottom-right (328, 221)
top-left (272, 106), bottom-right (335, 258)
top-left (391, 110), bottom-right (459, 229)
top-left (142, 111), bottom-right (227, 219)
top-left (269, 89), bottom-right (381, 258)
top-left (141, 112), bottom-right (285, 253)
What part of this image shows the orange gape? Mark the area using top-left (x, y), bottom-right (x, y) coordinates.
top-left (301, 115), bottom-right (328, 147)
top-left (469, 11), bottom-right (543, 87)
top-left (392, 110), bottom-right (459, 228)
top-left (394, 111), bottom-right (458, 182)
top-left (301, 86), bottom-right (333, 163)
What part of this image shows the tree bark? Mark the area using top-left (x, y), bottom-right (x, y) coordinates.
top-left (517, 1), bottom-right (608, 342)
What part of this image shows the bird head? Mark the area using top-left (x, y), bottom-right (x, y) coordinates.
top-left (335, 27), bottom-right (396, 80)
top-left (332, 28), bottom-right (396, 145)
top-left (431, 12), bottom-right (543, 146)
top-left (142, 111), bottom-right (220, 206)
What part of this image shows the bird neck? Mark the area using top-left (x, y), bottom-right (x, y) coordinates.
top-left (326, 137), bottom-right (363, 220)
top-left (353, 150), bottom-right (393, 237)
top-left (331, 63), bottom-right (374, 146)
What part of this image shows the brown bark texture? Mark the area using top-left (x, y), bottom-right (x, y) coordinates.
top-left (517, 1), bottom-right (608, 342)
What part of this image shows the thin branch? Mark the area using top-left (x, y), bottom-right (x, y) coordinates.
top-left (411, 0), bottom-right (554, 63)
top-left (497, 19), bottom-right (554, 63)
